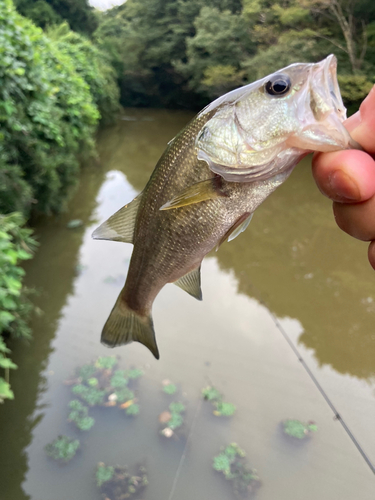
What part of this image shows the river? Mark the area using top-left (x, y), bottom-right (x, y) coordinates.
top-left (0, 108), bottom-right (374, 499)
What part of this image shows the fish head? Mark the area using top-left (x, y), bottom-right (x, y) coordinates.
top-left (196, 55), bottom-right (360, 182)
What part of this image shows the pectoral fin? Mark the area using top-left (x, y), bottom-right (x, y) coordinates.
top-left (173, 266), bottom-right (202, 300)
top-left (92, 193), bottom-right (142, 243)
top-left (160, 178), bottom-right (225, 210)
top-left (217, 212), bottom-right (253, 249)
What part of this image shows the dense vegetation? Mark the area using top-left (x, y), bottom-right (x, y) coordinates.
top-left (0, 0), bottom-right (118, 402)
top-left (94, 0), bottom-right (375, 109)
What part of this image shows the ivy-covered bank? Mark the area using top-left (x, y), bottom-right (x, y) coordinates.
top-left (0, 0), bottom-right (119, 402)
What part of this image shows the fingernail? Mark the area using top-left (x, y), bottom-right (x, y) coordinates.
top-left (329, 170), bottom-right (361, 201)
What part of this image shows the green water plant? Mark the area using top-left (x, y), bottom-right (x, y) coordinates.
top-left (162, 383), bottom-right (177, 395)
top-left (45, 435), bottom-right (80, 463)
top-left (282, 419), bottom-right (318, 440)
top-left (69, 357), bottom-right (143, 410)
top-left (202, 385), bottom-right (236, 417)
top-left (159, 401), bottom-right (186, 438)
top-left (96, 462), bottom-right (148, 500)
top-left (110, 370), bottom-right (128, 388)
top-left (95, 356), bottom-right (117, 370)
top-left (68, 399), bottom-right (95, 431)
top-left (213, 443), bottom-right (261, 497)
top-left (125, 403), bottom-right (140, 416)
top-left (72, 383), bottom-right (106, 407)
top-left (126, 368), bottom-right (144, 379)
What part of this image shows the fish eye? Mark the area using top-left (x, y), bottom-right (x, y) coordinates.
top-left (265, 74), bottom-right (291, 97)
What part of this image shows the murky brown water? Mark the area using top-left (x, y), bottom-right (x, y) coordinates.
top-left (0, 109), bottom-right (374, 500)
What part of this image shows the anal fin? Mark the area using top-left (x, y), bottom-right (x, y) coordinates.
top-left (173, 266), bottom-right (202, 300)
top-left (92, 193), bottom-right (142, 243)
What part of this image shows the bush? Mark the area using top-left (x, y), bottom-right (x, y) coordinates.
top-left (0, 212), bottom-right (37, 403)
top-left (0, 0), bottom-right (99, 217)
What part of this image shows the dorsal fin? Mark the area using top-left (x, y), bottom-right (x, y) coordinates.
top-left (160, 178), bottom-right (226, 210)
top-left (92, 193), bottom-right (142, 243)
top-left (173, 266), bottom-right (202, 300)
top-left (217, 212), bottom-right (253, 249)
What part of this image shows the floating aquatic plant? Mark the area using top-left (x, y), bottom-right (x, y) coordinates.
top-left (202, 386), bottom-right (222, 401)
top-left (45, 435), bottom-right (80, 463)
top-left (72, 383), bottom-right (106, 407)
top-left (282, 419), bottom-right (318, 439)
top-left (159, 400), bottom-right (186, 438)
top-left (169, 402), bottom-right (185, 413)
top-left (126, 368), bottom-right (144, 379)
top-left (163, 383), bottom-right (177, 395)
top-left (96, 462), bottom-right (148, 500)
top-left (114, 386), bottom-right (135, 404)
top-left (202, 385), bottom-right (236, 417)
top-left (214, 401), bottom-right (236, 417)
top-left (125, 403), bottom-right (140, 416)
top-left (213, 443), bottom-right (261, 497)
top-left (95, 356), bottom-right (117, 370)
top-left (96, 464), bottom-right (115, 487)
top-left (79, 364), bottom-right (97, 382)
top-left (110, 370), bottom-right (128, 388)
top-left (68, 399), bottom-right (95, 431)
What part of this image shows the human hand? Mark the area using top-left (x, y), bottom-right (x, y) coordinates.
top-left (312, 86), bottom-right (375, 269)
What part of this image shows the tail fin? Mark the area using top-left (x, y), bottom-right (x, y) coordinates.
top-left (101, 295), bottom-right (159, 359)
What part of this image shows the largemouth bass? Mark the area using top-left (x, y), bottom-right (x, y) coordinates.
top-left (93, 55), bottom-right (359, 359)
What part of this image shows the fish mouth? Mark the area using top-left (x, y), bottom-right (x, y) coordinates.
top-left (290, 55), bottom-right (361, 152)
top-left (319, 54), bottom-right (346, 122)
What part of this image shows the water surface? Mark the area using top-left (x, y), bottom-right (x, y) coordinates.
top-left (0, 109), bottom-right (374, 500)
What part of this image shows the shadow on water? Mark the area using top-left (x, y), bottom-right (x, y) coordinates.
top-left (0, 108), bottom-right (374, 500)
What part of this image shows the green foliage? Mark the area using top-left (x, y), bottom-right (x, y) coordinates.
top-left (95, 356), bottom-right (117, 370)
top-left (71, 383), bottom-right (106, 406)
top-left (0, 213), bottom-right (37, 402)
top-left (214, 401), bottom-right (236, 417)
top-left (0, 0), bottom-right (99, 217)
top-left (94, 0), bottom-right (374, 108)
top-left (78, 364), bottom-right (97, 381)
top-left (202, 385), bottom-right (236, 417)
top-left (126, 368), bottom-right (144, 379)
top-left (87, 377), bottom-right (99, 387)
top-left (96, 463), bottom-right (148, 499)
top-left (163, 383), bottom-right (177, 395)
top-left (283, 419), bottom-right (318, 439)
top-left (114, 386), bottom-right (135, 403)
top-left (14, 0), bottom-right (98, 35)
top-left (110, 370), bottom-right (128, 388)
top-left (202, 386), bottom-right (222, 401)
top-left (213, 453), bottom-right (232, 474)
top-left (96, 463), bottom-right (115, 487)
top-left (168, 412), bottom-right (183, 430)
top-left (0, 2), bottom-right (120, 219)
top-left (169, 402), bottom-right (185, 414)
top-left (338, 74), bottom-right (374, 104)
top-left (125, 403), bottom-right (140, 416)
top-left (68, 399), bottom-right (95, 430)
top-left (45, 435), bottom-right (80, 462)
top-left (213, 443), bottom-right (260, 496)
top-left (46, 22), bottom-right (120, 124)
